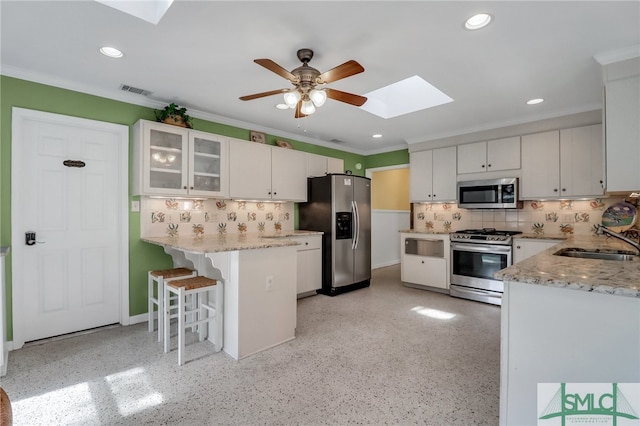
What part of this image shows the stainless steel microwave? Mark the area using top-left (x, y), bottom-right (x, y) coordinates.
top-left (457, 178), bottom-right (521, 209)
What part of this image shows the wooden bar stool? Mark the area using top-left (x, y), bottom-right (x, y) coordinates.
top-left (164, 276), bottom-right (223, 365)
top-left (148, 268), bottom-right (196, 342)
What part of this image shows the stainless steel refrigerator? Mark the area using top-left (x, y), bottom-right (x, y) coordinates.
top-left (299, 174), bottom-right (371, 296)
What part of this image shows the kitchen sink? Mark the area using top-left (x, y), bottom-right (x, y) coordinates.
top-left (553, 247), bottom-right (638, 261)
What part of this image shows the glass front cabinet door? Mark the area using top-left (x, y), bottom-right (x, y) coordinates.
top-left (188, 130), bottom-right (228, 197)
top-left (133, 120), bottom-right (228, 198)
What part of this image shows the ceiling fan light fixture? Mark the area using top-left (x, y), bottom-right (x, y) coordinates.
top-left (301, 98), bottom-right (316, 115)
top-left (309, 88), bottom-right (327, 107)
top-left (283, 90), bottom-right (301, 108)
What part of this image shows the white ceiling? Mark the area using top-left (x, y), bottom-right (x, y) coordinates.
top-left (2, 1), bottom-right (639, 155)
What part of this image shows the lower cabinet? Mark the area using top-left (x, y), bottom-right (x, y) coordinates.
top-left (513, 239), bottom-right (560, 264)
top-left (400, 233), bottom-right (450, 291)
top-left (402, 255), bottom-right (448, 290)
top-left (291, 235), bottom-right (322, 297)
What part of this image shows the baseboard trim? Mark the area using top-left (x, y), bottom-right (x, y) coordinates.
top-left (372, 260), bottom-right (400, 270)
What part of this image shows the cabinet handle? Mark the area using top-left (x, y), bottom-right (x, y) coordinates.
top-left (516, 245), bottom-right (521, 249)
top-left (190, 186), bottom-right (194, 190)
top-left (562, 188), bottom-right (566, 192)
top-left (487, 164), bottom-right (492, 168)
top-left (553, 188), bottom-right (558, 192)
top-left (305, 242), bottom-right (309, 245)
top-left (183, 186), bottom-right (187, 189)
top-left (433, 194), bottom-right (436, 198)
top-left (421, 260), bottom-right (424, 264)
top-left (274, 192), bottom-right (277, 195)
top-left (268, 191), bottom-right (271, 195)
top-left (481, 164), bottom-right (485, 168)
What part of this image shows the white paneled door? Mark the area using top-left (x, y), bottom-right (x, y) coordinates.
top-left (11, 108), bottom-right (129, 347)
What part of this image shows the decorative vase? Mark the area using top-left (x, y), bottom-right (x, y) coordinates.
top-left (163, 115), bottom-right (189, 128)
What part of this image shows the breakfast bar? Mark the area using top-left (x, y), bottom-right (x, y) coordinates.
top-left (142, 234), bottom-right (301, 360)
top-left (495, 235), bottom-right (640, 425)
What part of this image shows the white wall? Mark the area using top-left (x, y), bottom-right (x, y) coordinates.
top-left (371, 210), bottom-right (410, 269)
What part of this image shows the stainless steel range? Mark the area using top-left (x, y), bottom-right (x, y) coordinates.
top-left (450, 228), bottom-right (522, 305)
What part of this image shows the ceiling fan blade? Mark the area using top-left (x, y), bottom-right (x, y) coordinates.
top-left (254, 59), bottom-right (297, 82)
top-left (294, 101), bottom-right (307, 118)
top-left (325, 88), bottom-right (367, 107)
top-left (239, 88), bottom-right (288, 101)
top-left (317, 60), bottom-right (365, 84)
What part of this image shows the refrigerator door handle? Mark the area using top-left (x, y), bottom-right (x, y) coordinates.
top-left (352, 200), bottom-right (360, 249)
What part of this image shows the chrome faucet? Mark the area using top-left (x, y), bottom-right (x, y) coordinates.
top-left (596, 225), bottom-right (640, 254)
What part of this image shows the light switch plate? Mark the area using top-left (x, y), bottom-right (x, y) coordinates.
top-left (131, 200), bottom-right (140, 212)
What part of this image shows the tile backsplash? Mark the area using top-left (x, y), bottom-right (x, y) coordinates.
top-left (141, 197), bottom-right (294, 238)
top-left (413, 196), bottom-right (639, 236)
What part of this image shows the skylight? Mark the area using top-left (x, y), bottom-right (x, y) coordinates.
top-left (95, 0), bottom-right (174, 25)
top-left (360, 75), bottom-right (453, 119)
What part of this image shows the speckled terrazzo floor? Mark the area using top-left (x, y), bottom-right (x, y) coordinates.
top-left (2, 265), bottom-right (500, 425)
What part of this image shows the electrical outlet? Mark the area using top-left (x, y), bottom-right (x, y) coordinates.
top-left (265, 276), bottom-right (273, 292)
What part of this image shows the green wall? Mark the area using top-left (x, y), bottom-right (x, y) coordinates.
top-left (0, 75), bottom-right (407, 340)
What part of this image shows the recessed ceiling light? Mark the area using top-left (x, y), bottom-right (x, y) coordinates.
top-left (527, 98), bottom-right (544, 105)
top-left (465, 13), bottom-right (492, 30)
top-left (372, 134), bottom-right (382, 138)
top-left (275, 103), bottom-right (289, 110)
top-left (99, 46), bottom-right (123, 58)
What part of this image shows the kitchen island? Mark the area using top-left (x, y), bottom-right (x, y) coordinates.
top-left (142, 233), bottom-right (316, 360)
top-left (495, 235), bottom-right (640, 425)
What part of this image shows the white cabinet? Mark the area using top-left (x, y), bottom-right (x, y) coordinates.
top-left (410, 146), bottom-right (457, 202)
top-left (290, 235), bottom-right (322, 297)
top-left (605, 75), bottom-right (640, 191)
top-left (521, 131), bottom-right (560, 199)
top-left (403, 255), bottom-right (447, 289)
top-left (457, 137), bottom-right (520, 174)
top-left (133, 120), bottom-right (228, 197)
top-left (521, 125), bottom-right (603, 199)
top-left (327, 157), bottom-right (344, 174)
top-left (400, 233), bottom-right (450, 290)
top-left (559, 124), bottom-right (604, 197)
top-left (513, 239), bottom-right (559, 264)
top-left (229, 139), bottom-right (307, 201)
top-left (307, 153), bottom-right (344, 177)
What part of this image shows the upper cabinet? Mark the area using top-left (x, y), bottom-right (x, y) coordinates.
top-left (133, 120), bottom-right (228, 197)
top-left (229, 139), bottom-right (307, 202)
top-left (306, 153), bottom-right (344, 177)
top-left (410, 146), bottom-right (457, 202)
top-left (605, 73), bottom-right (640, 192)
top-left (457, 137), bottom-right (520, 174)
top-left (521, 124), bottom-right (603, 199)
top-left (559, 125), bottom-right (604, 197)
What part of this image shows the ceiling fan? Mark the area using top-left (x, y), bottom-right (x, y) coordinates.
top-left (239, 48), bottom-right (367, 118)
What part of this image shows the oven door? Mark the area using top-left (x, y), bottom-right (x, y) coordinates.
top-left (450, 242), bottom-right (511, 292)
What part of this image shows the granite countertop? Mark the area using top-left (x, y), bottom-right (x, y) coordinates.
top-left (399, 229), bottom-right (452, 235)
top-left (142, 233), bottom-right (303, 253)
top-left (495, 235), bottom-right (640, 298)
top-left (0, 247), bottom-right (9, 257)
top-left (515, 233), bottom-right (568, 241)
top-left (259, 230), bottom-right (324, 238)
